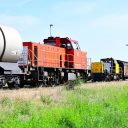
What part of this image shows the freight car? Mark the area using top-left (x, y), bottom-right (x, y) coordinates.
top-left (91, 58), bottom-right (128, 81)
top-left (117, 60), bottom-right (128, 80)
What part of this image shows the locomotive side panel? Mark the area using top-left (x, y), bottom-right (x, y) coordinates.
top-left (91, 62), bottom-right (104, 74)
top-left (81, 51), bottom-right (87, 69)
top-left (66, 49), bottom-right (87, 69)
top-left (23, 42), bottom-right (66, 68)
top-left (74, 50), bottom-right (87, 69)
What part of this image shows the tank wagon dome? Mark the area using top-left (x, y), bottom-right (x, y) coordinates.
top-left (0, 25), bottom-right (22, 62)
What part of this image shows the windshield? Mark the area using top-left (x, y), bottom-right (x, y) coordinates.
top-left (71, 41), bottom-right (81, 50)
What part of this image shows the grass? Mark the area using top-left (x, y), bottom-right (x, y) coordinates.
top-left (65, 77), bottom-right (84, 90)
top-left (0, 81), bottom-right (128, 128)
top-left (40, 95), bottom-right (52, 105)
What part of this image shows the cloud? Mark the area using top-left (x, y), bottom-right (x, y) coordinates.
top-left (90, 14), bottom-right (128, 29)
top-left (0, 14), bottom-right (40, 31)
top-left (0, 13), bottom-right (42, 41)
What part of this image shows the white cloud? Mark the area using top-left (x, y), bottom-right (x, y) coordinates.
top-left (0, 14), bottom-right (40, 31)
top-left (0, 13), bottom-right (42, 41)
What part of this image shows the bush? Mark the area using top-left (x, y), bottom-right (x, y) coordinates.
top-left (40, 95), bottom-right (52, 105)
top-left (65, 77), bottom-right (83, 90)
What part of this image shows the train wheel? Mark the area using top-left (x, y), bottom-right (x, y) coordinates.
top-left (30, 82), bottom-right (36, 87)
top-left (30, 82), bottom-right (42, 87)
top-left (19, 83), bottom-right (24, 88)
top-left (46, 78), bottom-right (55, 87)
top-left (8, 83), bottom-right (14, 88)
top-left (0, 84), bottom-right (3, 88)
top-left (0, 78), bottom-right (6, 88)
top-left (19, 78), bottom-right (24, 88)
top-left (36, 82), bottom-right (42, 87)
top-left (55, 78), bottom-right (60, 85)
top-left (49, 79), bottom-right (54, 87)
top-left (8, 82), bottom-right (18, 89)
top-left (0, 85), bottom-right (2, 88)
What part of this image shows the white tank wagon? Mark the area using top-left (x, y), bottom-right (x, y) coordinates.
top-left (0, 25), bottom-right (23, 88)
top-left (0, 25), bottom-right (22, 62)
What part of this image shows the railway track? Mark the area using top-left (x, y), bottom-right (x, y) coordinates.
top-left (0, 80), bottom-right (127, 90)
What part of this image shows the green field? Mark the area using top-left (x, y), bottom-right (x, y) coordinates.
top-left (0, 81), bottom-right (128, 128)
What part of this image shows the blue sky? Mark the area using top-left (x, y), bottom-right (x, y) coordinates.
top-left (0, 0), bottom-right (128, 61)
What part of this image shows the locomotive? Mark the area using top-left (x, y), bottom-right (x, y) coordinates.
top-left (91, 58), bottom-right (128, 81)
top-left (0, 25), bottom-right (88, 88)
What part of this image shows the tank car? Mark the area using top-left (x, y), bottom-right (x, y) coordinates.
top-left (0, 25), bottom-right (22, 88)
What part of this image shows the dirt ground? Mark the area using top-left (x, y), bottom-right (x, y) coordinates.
top-left (0, 86), bottom-right (63, 102)
top-left (0, 81), bottom-right (128, 101)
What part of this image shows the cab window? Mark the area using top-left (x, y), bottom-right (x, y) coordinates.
top-left (60, 43), bottom-right (66, 48)
top-left (67, 43), bottom-right (73, 50)
top-left (72, 42), bottom-right (81, 50)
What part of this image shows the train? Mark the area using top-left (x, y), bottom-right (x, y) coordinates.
top-left (0, 25), bottom-right (128, 88)
top-left (91, 58), bottom-right (128, 81)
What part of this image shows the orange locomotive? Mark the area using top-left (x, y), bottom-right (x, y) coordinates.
top-left (19, 37), bottom-right (87, 86)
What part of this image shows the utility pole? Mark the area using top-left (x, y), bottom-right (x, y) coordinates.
top-left (50, 24), bottom-right (53, 37)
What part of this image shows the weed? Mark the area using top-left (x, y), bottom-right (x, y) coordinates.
top-left (58, 116), bottom-right (76, 128)
top-left (1, 97), bottom-right (12, 107)
top-left (65, 77), bottom-right (83, 90)
top-left (40, 95), bottom-right (52, 105)
top-left (15, 100), bottom-right (32, 115)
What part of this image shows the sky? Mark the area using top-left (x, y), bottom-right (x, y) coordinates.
top-left (0, 0), bottom-right (128, 61)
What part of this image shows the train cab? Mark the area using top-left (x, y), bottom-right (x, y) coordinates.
top-left (44, 37), bottom-right (87, 69)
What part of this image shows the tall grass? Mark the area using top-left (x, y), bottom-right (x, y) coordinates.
top-left (65, 77), bottom-right (83, 90)
top-left (0, 82), bottom-right (128, 128)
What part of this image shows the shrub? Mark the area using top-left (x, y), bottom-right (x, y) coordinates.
top-left (65, 77), bottom-right (83, 90)
top-left (40, 95), bottom-right (52, 105)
